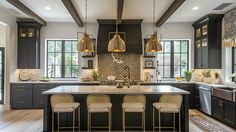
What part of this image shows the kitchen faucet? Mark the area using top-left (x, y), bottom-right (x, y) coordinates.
top-left (124, 66), bottom-right (131, 88)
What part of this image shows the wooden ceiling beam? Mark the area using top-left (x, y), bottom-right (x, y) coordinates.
top-left (62, 0), bottom-right (83, 27)
top-left (7, 0), bottom-right (46, 26)
top-left (156, 0), bottom-right (185, 27)
top-left (117, 0), bottom-right (124, 24)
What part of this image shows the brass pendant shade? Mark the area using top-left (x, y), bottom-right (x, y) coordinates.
top-left (78, 32), bottom-right (94, 52)
top-left (108, 33), bottom-right (126, 52)
top-left (145, 31), bottom-right (162, 52)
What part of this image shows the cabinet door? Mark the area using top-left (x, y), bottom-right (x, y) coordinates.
top-left (195, 46), bottom-right (202, 68)
top-left (212, 97), bottom-right (223, 119)
top-left (201, 46), bottom-right (208, 68)
top-left (17, 38), bottom-right (29, 69)
top-left (27, 38), bottom-right (37, 68)
top-left (33, 84), bottom-right (52, 108)
top-left (223, 100), bottom-right (236, 126)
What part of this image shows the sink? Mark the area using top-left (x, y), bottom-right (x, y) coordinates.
top-left (212, 87), bottom-right (236, 102)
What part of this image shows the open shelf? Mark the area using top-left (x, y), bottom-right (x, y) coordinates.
top-left (81, 67), bottom-right (94, 69)
top-left (143, 55), bottom-right (156, 58)
top-left (143, 67), bottom-right (156, 69)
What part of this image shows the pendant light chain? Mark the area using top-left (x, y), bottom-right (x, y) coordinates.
top-left (153, 0), bottom-right (155, 33)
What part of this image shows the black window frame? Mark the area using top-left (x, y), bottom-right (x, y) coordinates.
top-left (232, 47), bottom-right (236, 81)
top-left (46, 40), bottom-right (79, 78)
top-left (157, 40), bottom-right (189, 78)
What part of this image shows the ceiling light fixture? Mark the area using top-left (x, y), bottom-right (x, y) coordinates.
top-left (145, 0), bottom-right (162, 52)
top-left (192, 6), bottom-right (199, 10)
top-left (77, 0), bottom-right (94, 52)
top-left (107, 3), bottom-right (126, 52)
top-left (44, 6), bottom-right (51, 11)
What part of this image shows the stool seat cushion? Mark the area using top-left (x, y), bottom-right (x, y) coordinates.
top-left (53, 102), bottom-right (80, 112)
top-left (88, 103), bottom-right (112, 113)
top-left (153, 102), bottom-right (180, 113)
top-left (122, 103), bottom-right (145, 112)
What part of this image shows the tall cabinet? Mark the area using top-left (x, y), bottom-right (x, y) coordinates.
top-left (193, 14), bottom-right (223, 69)
top-left (17, 20), bottom-right (42, 69)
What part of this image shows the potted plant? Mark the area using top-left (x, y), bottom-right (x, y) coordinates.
top-left (229, 73), bottom-right (236, 84)
top-left (92, 69), bottom-right (99, 81)
top-left (184, 70), bottom-right (192, 82)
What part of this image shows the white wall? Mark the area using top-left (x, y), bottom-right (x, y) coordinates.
top-left (141, 22), bottom-right (194, 80)
top-left (0, 8), bottom-right (17, 107)
top-left (0, 24), bottom-right (6, 47)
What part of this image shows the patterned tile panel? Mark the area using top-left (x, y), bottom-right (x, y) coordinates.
top-left (98, 53), bottom-right (140, 80)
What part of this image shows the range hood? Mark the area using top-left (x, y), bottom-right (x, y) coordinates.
top-left (97, 19), bottom-right (143, 54)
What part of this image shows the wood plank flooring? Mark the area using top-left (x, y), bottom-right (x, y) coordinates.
top-left (0, 105), bottom-right (235, 132)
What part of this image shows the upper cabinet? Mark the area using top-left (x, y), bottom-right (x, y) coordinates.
top-left (17, 20), bottom-right (42, 69)
top-left (193, 14), bottom-right (223, 69)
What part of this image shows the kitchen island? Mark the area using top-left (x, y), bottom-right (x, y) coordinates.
top-left (43, 85), bottom-right (190, 131)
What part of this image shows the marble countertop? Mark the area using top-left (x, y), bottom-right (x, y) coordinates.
top-left (10, 80), bottom-right (100, 84)
top-left (42, 85), bottom-right (190, 95)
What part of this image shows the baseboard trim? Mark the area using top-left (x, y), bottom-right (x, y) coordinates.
top-left (3, 104), bottom-right (11, 111)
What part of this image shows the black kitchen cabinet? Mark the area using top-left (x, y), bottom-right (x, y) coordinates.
top-left (11, 84), bottom-right (33, 109)
top-left (17, 20), bottom-right (42, 69)
top-left (33, 84), bottom-right (54, 108)
top-left (194, 86), bottom-right (200, 109)
top-left (193, 14), bottom-right (223, 69)
top-left (212, 96), bottom-right (236, 127)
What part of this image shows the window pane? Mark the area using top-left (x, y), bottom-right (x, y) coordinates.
top-left (174, 66), bottom-right (180, 77)
top-left (164, 41), bottom-right (171, 52)
top-left (181, 54), bottom-right (188, 65)
top-left (55, 41), bottom-right (62, 52)
top-left (72, 41), bottom-right (78, 52)
top-left (55, 66), bottom-right (62, 77)
top-left (181, 66), bottom-right (188, 77)
top-left (164, 54), bottom-right (171, 65)
top-left (181, 41), bottom-right (188, 53)
top-left (72, 66), bottom-right (79, 77)
top-left (48, 41), bottom-right (54, 52)
top-left (158, 66), bottom-right (163, 77)
top-left (65, 66), bottom-right (72, 77)
top-left (47, 66), bottom-right (54, 78)
top-left (174, 54), bottom-right (181, 65)
top-left (65, 53), bottom-right (72, 65)
top-left (174, 41), bottom-right (181, 53)
top-left (163, 66), bottom-right (171, 78)
top-left (55, 53), bottom-right (62, 65)
top-left (72, 53), bottom-right (78, 65)
top-left (47, 53), bottom-right (55, 65)
top-left (65, 41), bottom-right (72, 52)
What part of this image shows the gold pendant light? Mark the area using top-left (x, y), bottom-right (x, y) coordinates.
top-left (145, 0), bottom-right (162, 52)
top-left (108, 24), bottom-right (126, 52)
top-left (77, 0), bottom-right (94, 52)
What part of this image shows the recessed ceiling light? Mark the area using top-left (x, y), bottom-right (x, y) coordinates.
top-left (45, 6), bottom-right (51, 11)
top-left (192, 6), bottom-right (199, 10)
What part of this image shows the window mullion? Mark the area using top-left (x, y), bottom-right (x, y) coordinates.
top-left (62, 40), bottom-right (65, 78)
top-left (170, 41), bottom-right (174, 78)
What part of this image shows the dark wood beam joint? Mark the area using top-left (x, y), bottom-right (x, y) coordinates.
top-left (7, 0), bottom-right (46, 26)
top-left (62, 0), bottom-right (83, 27)
top-left (117, 0), bottom-right (124, 24)
top-left (156, 0), bottom-right (185, 27)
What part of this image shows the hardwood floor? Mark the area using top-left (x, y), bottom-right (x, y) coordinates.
top-left (0, 105), bottom-right (235, 132)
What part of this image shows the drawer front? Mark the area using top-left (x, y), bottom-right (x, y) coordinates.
top-left (12, 98), bottom-right (32, 108)
top-left (34, 99), bottom-right (47, 108)
top-left (12, 87), bottom-right (33, 98)
top-left (33, 84), bottom-right (52, 108)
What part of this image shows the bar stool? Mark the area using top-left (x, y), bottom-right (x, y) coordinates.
top-left (122, 94), bottom-right (146, 131)
top-left (86, 95), bottom-right (112, 132)
top-left (153, 94), bottom-right (183, 132)
top-left (50, 94), bottom-right (80, 132)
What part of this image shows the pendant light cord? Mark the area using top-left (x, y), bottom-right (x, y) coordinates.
top-left (153, 0), bottom-right (155, 33)
top-left (85, 0), bottom-right (88, 33)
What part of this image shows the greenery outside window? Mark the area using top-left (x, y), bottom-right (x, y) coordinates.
top-left (157, 40), bottom-right (189, 78)
top-left (46, 40), bottom-right (79, 78)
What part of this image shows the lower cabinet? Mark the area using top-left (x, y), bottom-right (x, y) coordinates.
top-left (212, 96), bottom-right (236, 127)
top-left (33, 84), bottom-right (54, 108)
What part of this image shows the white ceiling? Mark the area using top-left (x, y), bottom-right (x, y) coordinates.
top-left (0, 0), bottom-right (235, 24)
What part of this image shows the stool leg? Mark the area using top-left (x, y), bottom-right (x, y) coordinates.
top-left (173, 113), bottom-right (175, 132)
top-left (179, 112), bottom-right (181, 132)
top-left (52, 112), bottom-right (54, 132)
top-left (122, 108), bottom-right (125, 132)
top-left (158, 111), bottom-right (160, 132)
top-left (87, 112), bottom-right (90, 132)
top-left (153, 107), bottom-right (154, 132)
top-left (109, 109), bottom-right (112, 132)
top-left (78, 108), bottom-right (80, 132)
top-left (73, 111), bottom-right (75, 132)
top-left (143, 110), bottom-right (145, 132)
top-left (58, 112), bottom-right (60, 132)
